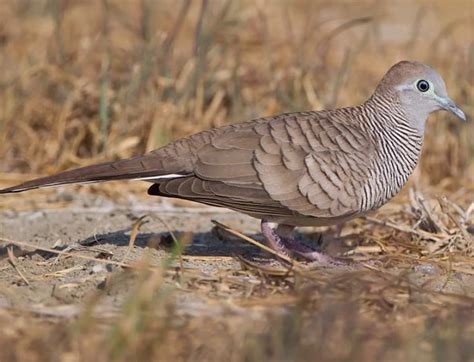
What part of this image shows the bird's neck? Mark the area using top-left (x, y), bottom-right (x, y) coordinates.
top-left (358, 95), bottom-right (424, 211)
top-left (366, 90), bottom-right (427, 135)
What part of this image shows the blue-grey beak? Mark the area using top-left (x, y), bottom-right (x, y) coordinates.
top-left (439, 96), bottom-right (466, 121)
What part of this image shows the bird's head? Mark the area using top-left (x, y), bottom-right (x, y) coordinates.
top-left (374, 61), bottom-right (466, 132)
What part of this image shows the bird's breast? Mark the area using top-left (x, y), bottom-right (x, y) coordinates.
top-left (360, 128), bottom-right (423, 211)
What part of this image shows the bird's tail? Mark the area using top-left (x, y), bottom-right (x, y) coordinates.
top-left (0, 155), bottom-right (178, 194)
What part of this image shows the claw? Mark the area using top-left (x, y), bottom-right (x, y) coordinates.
top-left (261, 220), bottom-right (353, 265)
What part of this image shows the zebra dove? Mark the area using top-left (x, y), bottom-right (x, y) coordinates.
top-left (0, 61), bottom-right (466, 263)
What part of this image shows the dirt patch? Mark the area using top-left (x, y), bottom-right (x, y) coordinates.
top-left (0, 188), bottom-right (473, 361)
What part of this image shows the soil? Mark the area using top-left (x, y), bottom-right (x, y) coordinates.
top-left (0, 188), bottom-right (265, 311)
top-left (0, 186), bottom-right (473, 361)
top-left (1, 187), bottom-right (473, 308)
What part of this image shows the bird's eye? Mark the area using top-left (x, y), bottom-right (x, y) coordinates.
top-left (416, 80), bottom-right (430, 92)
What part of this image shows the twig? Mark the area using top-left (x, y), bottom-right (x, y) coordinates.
top-left (7, 246), bottom-right (30, 285)
top-left (1, 237), bottom-right (149, 270)
top-left (159, 0), bottom-right (192, 64)
top-left (193, 0), bottom-right (208, 56)
top-left (439, 196), bottom-right (473, 243)
top-left (42, 265), bottom-right (85, 278)
top-left (363, 216), bottom-right (443, 242)
top-left (236, 255), bottom-right (293, 277)
top-left (120, 215), bottom-right (148, 263)
top-left (0, 237), bottom-right (214, 270)
top-left (211, 220), bottom-right (303, 269)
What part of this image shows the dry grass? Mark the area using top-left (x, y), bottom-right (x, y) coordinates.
top-left (0, 0), bottom-right (473, 361)
top-left (0, 0), bottom-right (472, 182)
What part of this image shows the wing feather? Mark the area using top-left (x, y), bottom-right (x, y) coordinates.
top-left (152, 111), bottom-right (375, 220)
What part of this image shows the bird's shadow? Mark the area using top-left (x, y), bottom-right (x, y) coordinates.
top-left (0, 225), bottom-right (328, 261)
top-left (77, 227), bottom-right (267, 258)
top-left (76, 226), bottom-right (328, 259)
top-left (0, 228), bottom-right (259, 261)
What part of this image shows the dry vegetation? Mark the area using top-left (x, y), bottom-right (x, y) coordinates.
top-left (0, 0), bottom-right (473, 361)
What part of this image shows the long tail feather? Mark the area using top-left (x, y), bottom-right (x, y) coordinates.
top-left (0, 156), bottom-right (179, 194)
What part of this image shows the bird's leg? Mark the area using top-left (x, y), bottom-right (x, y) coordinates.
top-left (335, 223), bottom-right (344, 238)
top-left (264, 222), bottom-right (350, 265)
top-left (276, 224), bottom-right (337, 264)
top-left (260, 220), bottom-right (290, 257)
top-left (275, 224), bottom-right (314, 254)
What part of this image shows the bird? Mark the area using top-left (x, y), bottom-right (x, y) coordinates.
top-left (0, 61), bottom-right (466, 264)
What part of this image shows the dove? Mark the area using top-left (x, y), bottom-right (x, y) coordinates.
top-left (1, 61), bottom-right (466, 263)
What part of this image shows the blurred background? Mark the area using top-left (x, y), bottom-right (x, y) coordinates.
top-left (0, 0), bottom-right (472, 189)
top-left (0, 2), bottom-right (473, 361)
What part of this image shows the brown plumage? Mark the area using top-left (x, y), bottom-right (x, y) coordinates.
top-left (1, 61), bottom-right (466, 263)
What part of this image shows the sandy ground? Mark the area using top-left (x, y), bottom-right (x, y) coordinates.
top-left (1, 189), bottom-right (261, 311)
top-left (1, 187), bottom-right (473, 308)
top-left (0, 187), bottom-right (473, 361)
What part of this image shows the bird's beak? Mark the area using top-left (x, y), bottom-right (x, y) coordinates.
top-left (438, 96), bottom-right (466, 121)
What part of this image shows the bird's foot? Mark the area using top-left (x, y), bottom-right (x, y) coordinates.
top-left (281, 237), bottom-right (351, 266)
top-left (291, 250), bottom-right (352, 266)
top-left (260, 220), bottom-right (351, 266)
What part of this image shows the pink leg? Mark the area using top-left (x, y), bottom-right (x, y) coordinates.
top-left (261, 221), bottom-right (351, 265)
top-left (260, 220), bottom-right (290, 257)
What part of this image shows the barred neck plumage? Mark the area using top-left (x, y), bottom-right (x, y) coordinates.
top-left (357, 91), bottom-right (424, 211)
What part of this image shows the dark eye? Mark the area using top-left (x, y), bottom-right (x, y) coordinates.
top-left (417, 80), bottom-right (430, 92)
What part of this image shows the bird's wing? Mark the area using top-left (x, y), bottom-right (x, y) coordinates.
top-left (153, 111), bottom-right (375, 218)
top-left (148, 177), bottom-right (293, 217)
